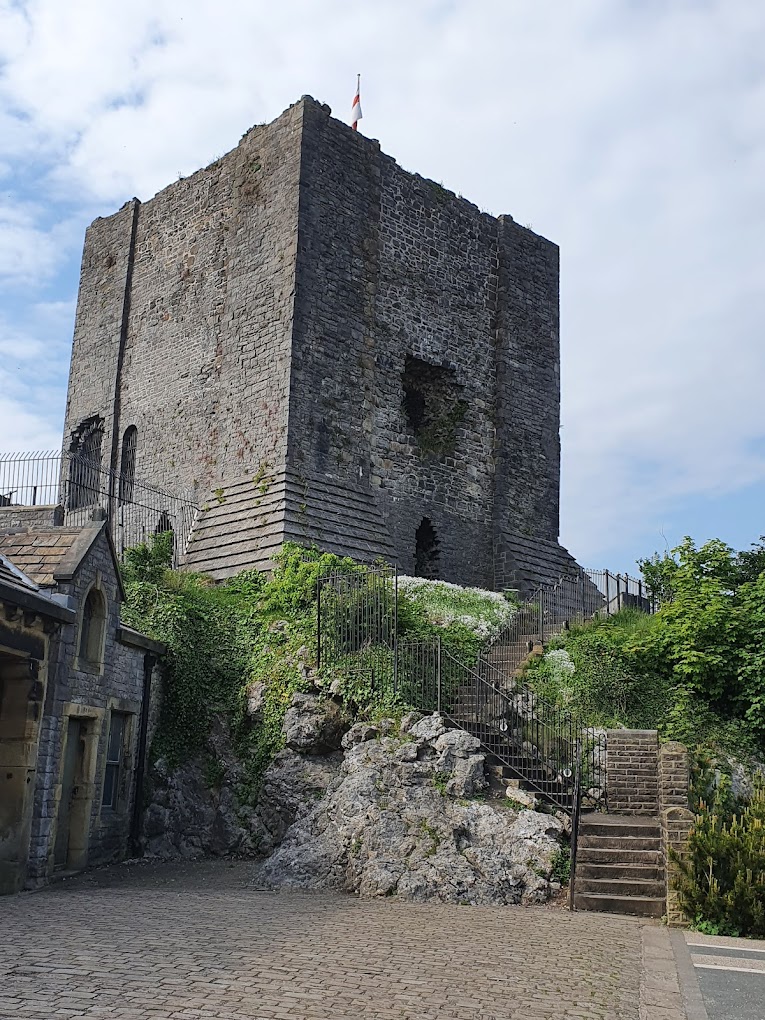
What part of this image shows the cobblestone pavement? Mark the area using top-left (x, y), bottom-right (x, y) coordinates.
top-left (0, 860), bottom-right (679, 1020)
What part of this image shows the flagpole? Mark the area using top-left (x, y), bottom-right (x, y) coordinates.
top-left (352, 74), bottom-right (362, 131)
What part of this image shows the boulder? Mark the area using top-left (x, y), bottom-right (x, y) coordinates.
top-left (408, 713), bottom-right (448, 743)
top-left (256, 748), bottom-right (342, 844)
top-left (256, 713), bottom-right (564, 906)
top-left (246, 681), bottom-right (266, 721)
top-left (341, 722), bottom-right (380, 749)
top-left (282, 692), bottom-right (350, 755)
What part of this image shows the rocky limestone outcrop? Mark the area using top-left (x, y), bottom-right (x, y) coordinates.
top-left (141, 693), bottom-right (346, 859)
top-left (257, 712), bottom-right (565, 905)
top-left (142, 715), bottom-right (269, 859)
top-left (141, 696), bottom-right (567, 907)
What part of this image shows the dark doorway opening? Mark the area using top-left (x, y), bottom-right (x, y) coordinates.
top-left (414, 518), bottom-right (440, 579)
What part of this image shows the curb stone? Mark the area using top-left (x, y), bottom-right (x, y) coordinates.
top-left (640, 926), bottom-right (695, 1020)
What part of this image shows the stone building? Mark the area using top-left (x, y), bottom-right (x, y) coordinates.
top-left (62, 95), bottom-right (582, 593)
top-left (0, 510), bottom-right (162, 893)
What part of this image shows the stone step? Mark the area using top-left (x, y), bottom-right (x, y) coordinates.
top-left (576, 862), bottom-right (664, 883)
top-left (577, 847), bottom-right (663, 866)
top-left (574, 893), bottom-right (665, 918)
top-left (579, 834), bottom-right (661, 852)
top-left (579, 818), bottom-right (660, 839)
top-left (575, 876), bottom-right (665, 898)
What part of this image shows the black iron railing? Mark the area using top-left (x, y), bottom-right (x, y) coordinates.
top-left (316, 564), bottom-right (611, 814)
top-left (0, 450), bottom-right (197, 567)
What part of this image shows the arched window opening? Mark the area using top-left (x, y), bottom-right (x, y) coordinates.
top-left (118, 426), bottom-right (137, 505)
top-left (414, 517), bottom-right (440, 579)
top-left (79, 587), bottom-right (107, 667)
top-left (68, 416), bottom-right (104, 510)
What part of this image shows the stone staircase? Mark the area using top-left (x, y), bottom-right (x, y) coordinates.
top-left (575, 813), bottom-right (665, 917)
top-left (574, 729), bottom-right (666, 918)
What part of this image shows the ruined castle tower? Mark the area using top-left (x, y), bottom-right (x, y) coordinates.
top-left (63, 96), bottom-right (582, 591)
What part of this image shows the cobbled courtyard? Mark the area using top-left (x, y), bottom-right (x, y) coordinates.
top-left (0, 860), bottom-right (679, 1020)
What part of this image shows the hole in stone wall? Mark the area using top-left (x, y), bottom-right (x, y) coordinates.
top-left (414, 517), bottom-right (440, 579)
top-left (401, 355), bottom-right (467, 456)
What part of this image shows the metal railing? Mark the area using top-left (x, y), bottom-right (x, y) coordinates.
top-left (0, 450), bottom-right (197, 567)
top-left (316, 563), bottom-right (610, 814)
top-left (585, 568), bottom-right (655, 614)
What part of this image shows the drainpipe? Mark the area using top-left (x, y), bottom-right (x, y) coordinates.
top-left (130, 652), bottom-right (155, 854)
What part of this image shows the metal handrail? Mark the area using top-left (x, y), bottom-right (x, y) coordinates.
top-left (439, 648), bottom-right (593, 813)
top-left (0, 450), bottom-right (197, 567)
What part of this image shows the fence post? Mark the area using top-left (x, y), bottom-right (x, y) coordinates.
top-left (437, 636), bottom-right (442, 713)
top-left (393, 568), bottom-right (399, 694)
top-left (316, 579), bottom-right (322, 671)
top-left (539, 591), bottom-right (544, 645)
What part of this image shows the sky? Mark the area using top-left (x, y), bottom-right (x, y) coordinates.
top-left (0, 0), bottom-right (763, 572)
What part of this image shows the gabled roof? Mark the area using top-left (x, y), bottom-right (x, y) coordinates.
top-left (0, 527), bottom-right (86, 587)
top-left (0, 521), bottom-right (123, 594)
top-left (0, 553), bottom-right (76, 623)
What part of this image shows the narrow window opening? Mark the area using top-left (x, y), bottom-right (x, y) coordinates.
top-left (401, 355), bottom-right (467, 456)
top-left (79, 587), bottom-right (106, 666)
top-left (414, 517), bottom-right (441, 579)
top-left (118, 426), bottom-right (137, 505)
top-left (102, 711), bottom-right (128, 810)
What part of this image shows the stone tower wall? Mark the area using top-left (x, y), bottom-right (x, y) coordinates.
top-left (64, 101), bottom-right (305, 502)
top-left (288, 100), bottom-right (560, 586)
top-left (63, 96), bottom-right (572, 590)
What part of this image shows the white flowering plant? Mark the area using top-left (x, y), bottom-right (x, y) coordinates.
top-left (397, 575), bottom-right (517, 643)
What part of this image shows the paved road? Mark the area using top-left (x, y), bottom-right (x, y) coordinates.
top-left (0, 860), bottom-right (688, 1020)
top-left (684, 932), bottom-right (765, 1020)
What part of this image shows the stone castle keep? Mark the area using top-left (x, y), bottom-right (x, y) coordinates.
top-left (64, 95), bottom-right (582, 591)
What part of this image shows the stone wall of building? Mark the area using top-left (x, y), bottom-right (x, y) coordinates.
top-left (285, 99), bottom-right (564, 586)
top-left (26, 527), bottom-right (154, 883)
top-left (62, 96), bottom-right (579, 591)
top-left (64, 101), bottom-right (305, 503)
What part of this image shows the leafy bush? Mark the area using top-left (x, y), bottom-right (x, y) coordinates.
top-left (524, 608), bottom-right (670, 729)
top-left (121, 541), bottom-right (510, 794)
top-left (672, 777), bottom-right (765, 937)
top-left (397, 576), bottom-right (517, 641)
top-left (122, 541), bottom-right (364, 792)
top-left (525, 536), bottom-right (765, 757)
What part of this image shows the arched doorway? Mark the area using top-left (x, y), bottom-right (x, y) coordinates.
top-left (414, 518), bottom-right (440, 579)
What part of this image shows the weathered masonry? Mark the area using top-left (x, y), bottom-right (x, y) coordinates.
top-left (0, 511), bottom-right (163, 893)
top-left (64, 95), bottom-right (582, 592)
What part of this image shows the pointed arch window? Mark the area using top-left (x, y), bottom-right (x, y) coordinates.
top-left (118, 426), bottom-right (137, 505)
top-left (68, 416), bottom-right (104, 510)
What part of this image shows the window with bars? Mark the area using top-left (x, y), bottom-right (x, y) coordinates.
top-left (102, 711), bottom-right (128, 810)
top-left (118, 425), bottom-right (137, 504)
top-left (68, 416), bottom-right (104, 510)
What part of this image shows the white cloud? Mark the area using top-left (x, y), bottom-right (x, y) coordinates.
top-left (0, 0), bottom-right (763, 566)
top-left (0, 299), bottom-right (73, 449)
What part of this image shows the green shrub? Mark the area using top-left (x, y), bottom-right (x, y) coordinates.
top-left (672, 778), bottom-right (765, 937)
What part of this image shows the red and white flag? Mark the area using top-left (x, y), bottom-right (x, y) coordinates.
top-left (351, 74), bottom-right (362, 131)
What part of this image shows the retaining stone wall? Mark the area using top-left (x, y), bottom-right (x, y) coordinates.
top-left (658, 741), bottom-right (693, 927)
top-left (0, 506), bottom-right (61, 531)
top-left (605, 729), bottom-right (659, 815)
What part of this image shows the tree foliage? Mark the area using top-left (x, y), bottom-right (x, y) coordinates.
top-left (526, 535), bottom-right (765, 755)
top-left (672, 775), bottom-right (765, 937)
